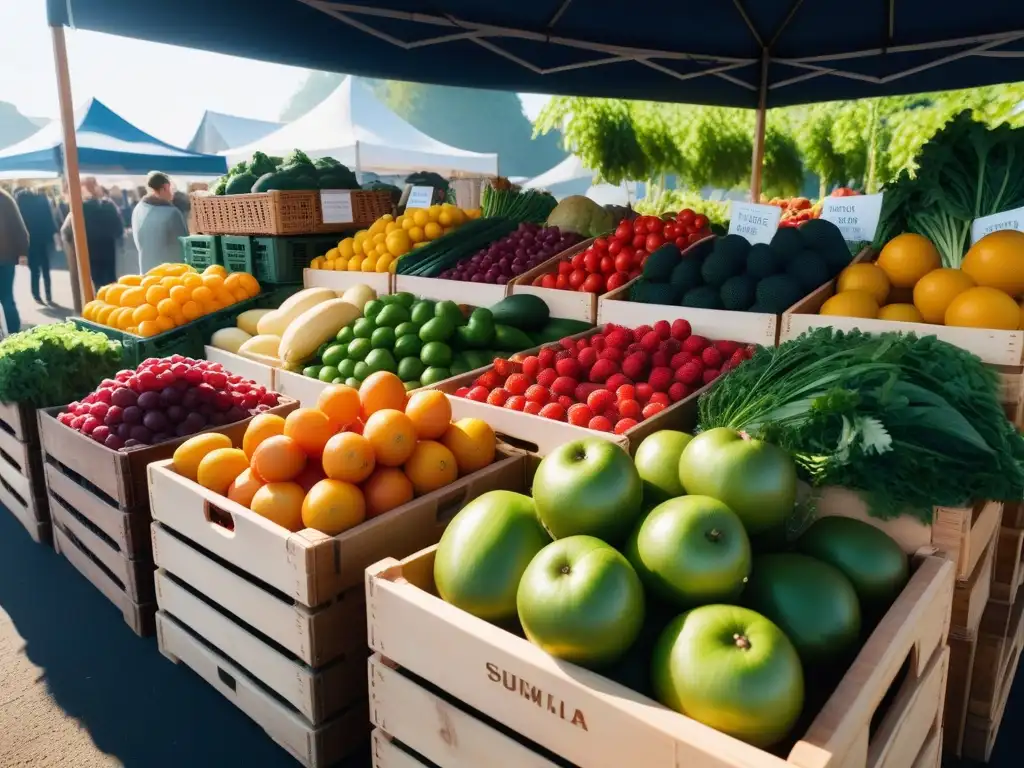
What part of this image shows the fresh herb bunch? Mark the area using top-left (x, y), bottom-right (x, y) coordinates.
top-left (697, 327), bottom-right (1024, 522)
top-left (482, 182), bottom-right (558, 224)
top-left (0, 322), bottom-right (122, 408)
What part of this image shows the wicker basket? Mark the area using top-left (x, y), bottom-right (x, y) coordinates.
top-left (191, 189), bottom-right (393, 236)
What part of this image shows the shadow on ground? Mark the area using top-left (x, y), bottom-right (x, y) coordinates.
top-left (0, 510), bottom-right (370, 767)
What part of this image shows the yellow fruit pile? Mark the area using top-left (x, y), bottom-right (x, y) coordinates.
top-left (82, 263), bottom-right (261, 337)
top-left (821, 230), bottom-right (1024, 331)
top-left (309, 204), bottom-right (480, 274)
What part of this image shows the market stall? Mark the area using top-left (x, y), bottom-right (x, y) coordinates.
top-left (186, 110), bottom-right (283, 155)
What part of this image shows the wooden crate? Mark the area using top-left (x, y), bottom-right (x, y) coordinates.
top-left (969, 590), bottom-right (1024, 719)
top-left (991, 526), bottom-right (1024, 604)
top-left (372, 729), bottom-right (434, 768)
top-left (951, 535), bottom-right (996, 640)
top-left (156, 611), bottom-right (369, 767)
top-left (394, 274), bottom-right (507, 308)
top-left (944, 637), bottom-right (976, 757)
top-left (366, 547), bottom-right (954, 768)
top-left (912, 727), bottom-right (942, 768)
top-left (1002, 500), bottom-right (1024, 530)
top-left (0, 400), bottom-right (49, 544)
top-left (191, 189), bottom-right (392, 236)
top-left (506, 238), bottom-right (599, 325)
top-left (813, 488), bottom-right (1002, 581)
top-left (202, 346), bottom-right (277, 390)
top-left (962, 619), bottom-right (1023, 762)
top-left (303, 268), bottom-right (392, 297)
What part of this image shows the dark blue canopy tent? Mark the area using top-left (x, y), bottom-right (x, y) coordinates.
top-left (186, 111), bottom-right (283, 155)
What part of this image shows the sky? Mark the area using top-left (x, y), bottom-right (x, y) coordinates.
top-left (0, 2), bottom-right (550, 149)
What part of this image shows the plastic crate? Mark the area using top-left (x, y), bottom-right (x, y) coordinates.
top-left (220, 236), bottom-right (254, 276)
top-left (179, 235), bottom-right (221, 270)
top-left (222, 236), bottom-right (337, 284)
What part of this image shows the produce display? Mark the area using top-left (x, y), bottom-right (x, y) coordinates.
top-left (629, 218), bottom-right (853, 313)
top-left (0, 322), bottom-right (122, 408)
top-left (396, 218), bottom-right (518, 277)
top-left (212, 149), bottom-right (359, 195)
top-left (822, 228), bottom-right (1024, 329)
top-left (544, 195), bottom-right (616, 238)
top-left (453, 320), bottom-right (753, 433)
top-left (480, 177), bottom-right (557, 223)
top-left (171, 375), bottom-right (497, 535)
top-left (82, 263), bottom-right (261, 337)
top-left (697, 327), bottom-right (1024, 519)
top-left (433, 432), bottom-right (910, 748)
top-left (308, 204), bottom-right (478, 274)
top-left (436, 223), bottom-right (582, 284)
top-left (56, 356), bottom-right (283, 451)
top-left (529, 211), bottom-right (713, 295)
top-left (301, 292), bottom-right (591, 390)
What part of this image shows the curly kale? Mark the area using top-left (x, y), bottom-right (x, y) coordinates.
top-left (313, 156), bottom-right (341, 170)
top-left (211, 177), bottom-right (228, 196)
top-left (248, 151), bottom-right (277, 177)
top-left (227, 161), bottom-right (249, 176)
top-left (284, 149), bottom-right (314, 168)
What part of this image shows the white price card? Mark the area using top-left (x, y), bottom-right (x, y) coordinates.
top-left (406, 185), bottom-right (435, 209)
top-left (971, 205), bottom-right (1024, 244)
top-left (821, 193), bottom-right (884, 242)
top-left (320, 190), bottom-right (353, 224)
top-left (728, 202), bottom-right (781, 244)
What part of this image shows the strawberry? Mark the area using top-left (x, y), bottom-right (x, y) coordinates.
top-left (600, 347), bottom-right (624, 363)
top-left (649, 392), bottom-right (671, 406)
top-left (577, 347), bottom-right (599, 369)
top-left (650, 351), bottom-right (669, 369)
top-left (524, 401), bottom-right (543, 415)
top-left (730, 348), bottom-right (747, 367)
top-left (615, 384), bottom-right (636, 401)
top-left (504, 373), bottom-right (531, 395)
top-left (567, 403), bottom-right (593, 426)
top-left (703, 368), bottom-right (721, 385)
top-left (587, 389), bottom-right (615, 413)
top-left (614, 418), bottom-right (638, 435)
top-left (642, 402), bottom-right (666, 419)
top-left (659, 338), bottom-right (682, 355)
top-left (559, 336), bottom-right (577, 350)
top-left (454, 386), bottom-right (471, 398)
top-left (589, 335), bottom-right (607, 352)
top-left (675, 361), bottom-right (703, 385)
top-left (467, 385), bottom-right (490, 402)
top-left (715, 340), bottom-right (741, 357)
top-left (588, 415), bottom-right (613, 432)
top-left (539, 403), bottom-right (566, 421)
top-left (682, 335), bottom-right (709, 355)
top-left (701, 347), bottom-right (723, 368)
top-left (671, 318), bottom-right (692, 341)
top-left (647, 366), bottom-right (674, 393)
top-left (635, 382), bottom-right (654, 403)
top-left (521, 355), bottom-right (541, 379)
top-left (505, 395), bottom-right (527, 411)
top-left (554, 349), bottom-right (573, 363)
top-left (640, 331), bottom-right (661, 352)
top-left (575, 382), bottom-right (602, 403)
top-left (537, 347), bottom-right (556, 367)
top-left (474, 370), bottom-right (503, 389)
top-left (604, 329), bottom-right (631, 349)
top-left (668, 382), bottom-right (689, 402)
top-left (536, 368), bottom-right (558, 388)
top-left (632, 324), bottom-right (653, 342)
top-left (492, 358), bottom-right (522, 377)
top-left (486, 389), bottom-right (509, 406)
top-left (619, 399), bottom-right (642, 420)
top-left (605, 373), bottom-right (632, 391)
top-left (670, 351), bottom-right (691, 370)
top-left (576, 338), bottom-right (590, 351)
top-left (525, 385), bottom-right (550, 404)
top-left (557, 395), bottom-right (574, 410)
top-left (589, 358), bottom-right (619, 383)
top-left (555, 358), bottom-right (582, 379)
top-left (551, 376), bottom-right (578, 397)
top-left (653, 320), bottom-right (671, 340)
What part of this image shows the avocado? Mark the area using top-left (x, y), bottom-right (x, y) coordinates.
top-left (798, 219), bottom-right (848, 256)
top-left (493, 324), bottom-right (535, 351)
top-left (335, 326), bottom-right (355, 344)
top-left (391, 292), bottom-right (416, 308)
top-left (421, 341), bottom-right (453, 368)
top-left (631, 280), bottom-right (679, 305)
top-left (680, 285), bottom-right (723, 309)
top-left (488, 294), bottom-right (549, 331)
top-left (669, 258), bottom-right (703, 295)
top-left (370, 326), bottom-right (396, 350)
top-left (786, 251), bottom-right (832, 292)
top-left (393, 334), bottom-right (423, 359)
top-left (531, 317), bottom-right (592, 344)
top-left (642, 244), bottom-right (681, 282)
top-left (701, 249), bottom-right (746, 287)
top-left (719, 274), bottom-right (757, 311)
top-left (346, 337), bottom-right (371, 361)
top-left (352, 361), bottom-right (370, 381)
top-left (455, 308), bottom-right (495, 349)
top-left (420, 367), bottom-right (451, 386)
top-left (362, 300), bottom-right (384, 321)
top-left (714, 234), bottom-right (751, 262)
top-left (376, 303), bottom-right (410, 328)
top-left (365, 348), bottom-right (397, 374)
top-left (395, 322), bottom-right (418, 338)
top-left (225, 173), bottom-right (259, 195)
top-left (746, 243), bottom-right (785, 279)
top-left (353, 317), bottom-right (375, 339)
top-left (462, 350), bottom-right (491, 370)
top-left (410, 300), bottom-right (435, 325)
top-left (251, 172), bottom-right (288, 193)
top-left (337, 359), bottom-right (356, 378)
top-left (770, 227), bottom-right (804, 257)
top-left (302, 365), bottom-right (322, 379)
top-left (449, 359), bottom-right (471, 377)
top-left (755, 274), bottom-right (805, 314)
top-left (419, 317), bottom-right (455, 343)
top-left (435, 300), bottom-right (465, 327)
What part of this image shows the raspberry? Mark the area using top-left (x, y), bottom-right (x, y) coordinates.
top-left (602, 323), bottom-right (626, 335)
top-left (554, 349), bottom-right (573, 362)
top-left (551, 376), bottom-right (578, 397)
top-left (614, 418), bottom-right (638, 435)
top-left (492, 358), bottom-right (522, 377)
top-left (525, 385), bottom-right (550, 404)
top-left (622, 353), bottom-right (647, 381)
top-left (538, 347), bottom-right (556, 367)
top-left (467, 385), bottom-right (490, 402)
top-left (701, 347), bottom-right (723, 368)
top-left (587, 389), bottom-right (615, 413)
top-left (615, 384), bottom-right (636, 401)
top-left (640, 331), bottom-right (661, 352)
top-left (556, 358), bottom-right (582, 379)
top-left (668, 382), bottom-right (689, 402)
top-left (650, 351), bottom-right (669, 368)
top-left (577, 347), bottom-right (599, 369)
top-left (505, 373), bottom-right (531, 395)
top-left (671, 318), bottom-right (692, 341)
top-left (524, 401), bottom-right (543, 415)
top-left (475, 370), bottom-right (503, 389)
top-left (604, 329), bottom-right (631, 349)
top-left (648, 366), bottom-right (674, 393)
top-left (567, 403), bottom-right (593, 426)
top-left (505, 395), bottom-right (527, 411)
top-left (588, 415), bottom-right (613, 432)
top-left (605, 373), bottom-right (632, 391)
top-left (682, 335), bottom-right (709, 356)
top-left (675, 362), bottom-right (703, 385)
top-left (536, 368), bottom-right (558, 388)
top-left (649, 392), bottom-right (671, 406)
top-left (454, 386), bottom-right (471, 397)
top-left (635, 382), bottom-right (654, 403)
top-left (576, 338), bottom-right (590, 351)
top-left (660, 338), bottom-right (682, 355)
top-left (557, 394), bottom-right (574, 410)
top-left (589, 358), bottom-right (619, 383)
top-left (559, 336), bottom-right (577, 350)
top-left (642, 402), bottom-right (666, 419)
top-left (619, 399), bottom-right (642, 420)
top-left (539, 403), bottom-right (566, 421)
top-left (703, 368), bottom-right (721, 385)
top-left (670, 352), bottom-right (691, 369)
top-left (653, 320), bottom-right (671, 340)
top-left (575, 382), bottom-right (602, 403)
top-left (589, 335), bottom-right (607, 352)
top-left (599, 347), bottom-right (624, 364)
top-left (486, 389), bottom-right (509, 406)
top-left (632, 325), bottom-right (653, 342)
top-left (715, 340), bottom-right (741, 357)
top-left (522, 355), bottom-right (541, 379)
top-left (730, 349), bottom-right (747, 367)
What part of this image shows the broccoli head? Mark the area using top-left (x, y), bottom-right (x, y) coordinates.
top-left (314, 156), bottom-right (341, 170)
top-left (284, 149), bottom-right (314, 167)
top-left (212, 177), bottom-right (228, 196)
top-left (248, 151), bottom-right (277, 177)
top-left (227, 161), bottom-right (249, 177)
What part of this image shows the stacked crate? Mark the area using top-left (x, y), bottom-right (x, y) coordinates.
top-left (0, 401), bottom-right (49, 544)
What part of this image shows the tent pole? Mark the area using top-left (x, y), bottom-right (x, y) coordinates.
top-left (51, 25), bottom-right (94, 304)
top-left (749, 47), bottom-right (769, 202)
top-left (354, 141), bottom-right (362, 184)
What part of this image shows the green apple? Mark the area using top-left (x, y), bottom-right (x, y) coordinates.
top-left (633, 430), bottom-right (692, 505)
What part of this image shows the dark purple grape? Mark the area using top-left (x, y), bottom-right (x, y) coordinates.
top-left (137, 391), bottom-right (161, 411)
top-left (165, 405), bottom-right (185, 424)
top-left (143, 411), bottom-right (169, 433)
top-left (123, 439), bottom-right (140, 448)
top-left (129, 425), bottom-right (153, 444)
top-left (181, 389), bottom-right (200, 410)
top-left (470, 273), bottom-right (484, 282)
top-left (511, 263), bottom-right (526, 275)
top-left (174, 422), bottom-right (195, 438)
top-left (184, 412), bottom-right (207, 431)
top-left (497, 275), bottom-right (509, 284)
top-left (209, 412), bottom-right (228, 426)
top-left (110, 388), bottom-right (138, 408)
top-left (104, 434), bottom-right (124, 450)
top-left (160, 386), bottom-right (183, 407)
top-left (151, 432), bottom-right (169, 444)
top-left (122, 405), bottom-right (142, 424)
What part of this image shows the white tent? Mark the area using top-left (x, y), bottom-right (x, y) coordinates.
top-left (523, 155), bottom-right (635, 205)
top-left (225, 77), bottom-right (497, 177)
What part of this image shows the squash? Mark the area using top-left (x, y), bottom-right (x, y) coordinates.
top-left (239, 351), bottom-right (285, 369)
top-left (238, 334), bottom-right (282, 361)
top-left (278, 299), bottom-right (361, 364)
top-left (236, 308), bottom-right (272, 336)
top-left (340, 283), bottom-right (377, 312)
top-left (256, 287), bottom-right (337, 337)
top-left (209, 327), bottom-right (252, 354)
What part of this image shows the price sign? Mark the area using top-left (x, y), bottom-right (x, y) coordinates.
top-left (406, 185), bottom-right (435, 209)
top-left (728, 202), bottom-right (781, 244)
top-left (320, 190), bottom-right (353, 224)
top-left (971, 205), bottom-right (1024, 244)
top-left (821, 193), bottom-right (884, 242)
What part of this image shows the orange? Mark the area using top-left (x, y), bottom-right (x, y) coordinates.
top-left (403, 440), bottom-right (458, 495)
top-left (191, 286), bottom-right (214, 305)
top-left (120, 286), bottom-right (147, 308)
top-left (140, 275), bottom-right (161, 288)
top-left (362, 467), bottom-right (414, 518)
top-left (404, 390), bottom-right (452, 439)
top-left (251, 435), bottom-right (307, 482)
top-left (118, 274), bottom-right (142, 286)
top-left (196, 448), bottom-right (250, 495)
top-left (137, 320), bottom-right (162, 337)
top-left (155, 315), bottom-right (176, 332)
top-left (293, 463), bottom-right (326, 493)
top-left (301, 479), bottom-right (365, 535)
top-left (95, 305), bottom-right (116, 324)
top-left (181, 272), bottom-right (203, 288)
top-left (322, 432), bottom-right (375, 483)
top-left (169, 285), bottom-right (190, 304)
top-left (204, 264), bottom-right (228, 278)
top-left (819, 290), bottom-right (880, 319)
top-left (242, 412), bottom-right (286, 458)
top-left (876, 233), bottom-right (942, 288)
top-left (961, 230), bottom-right (1024, 296)
top-left (250, 482), bottom-right (306, 531)
top-left (223, 272), bottom-right (243, 291)
top-left (202, 274), bottom-right (225, 291)
top-left (146, 285), bottom-right (170, 305)
top-left (836, 264), bottom-right (891, 305)
top-left (363, 409), bottom-right (417, 466)
top-left (284, 408), bottom-right (335, 458)
top-left (226, 467), bottom-right (264, 508)
top-left (441, 418), bottom-right (495, 475)
top-left (237, 273), bottom-right (260, 297)
top-left (945, 286), bottom-right (1020, 330)
top-left (877, 303), bottom-right (923, 323)
top-left (316, 385), bottom-right (361, 430)
top-left (105, 285), bottom-right (127, 304)
top-left (359, 371), bottom-right (407, 420)
top-left (181, 300), bottom-right (202, 321)
top-left (172, 433), bottom-right (233, 481)
top-left (132, 303), bottom-right (158, 324)
top-left (230, 288), bottom-right (250, 303)
top-left (913, 268), bottom-right (975, 324)
top-left (215, 288), bottom-right (236, 306)
top-left (157, 298), bottom-right (179, 317)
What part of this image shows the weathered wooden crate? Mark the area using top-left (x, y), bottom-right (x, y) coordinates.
top-left (1001, 500), bottom-right (1024, 530)
top-left (969, 590), bottom-right (1024, 720)
top-left (372, 728), bottom-right (436, 768)
top-left (813, 488), bottom-right (1001, 581)
top-left (944, 636), bottom-right (976, 757)
top-left (366, 546), bottom-right (953, 768)
top-left (0, 400), bottom-right (49, 544)
top-left (950, 535), bottom-right (996, 640)
top-left (962, 613), bottom-right (1023, 762)
top-left (156, 611), bottom-right (369, 767)
top-left (991, 526), bottom-right (1024, 604)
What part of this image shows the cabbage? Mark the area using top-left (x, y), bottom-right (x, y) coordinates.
top-left (545, 195), bottom-right (615, 238)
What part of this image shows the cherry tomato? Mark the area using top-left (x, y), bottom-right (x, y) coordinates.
top-left (645, 233), bottom-right (665, 252)
top-left (532, 275), bottom-right (545, 287)
top-left (639, 252), bottom-right (650, 267)
top-left (632, 234), bottom-right (647, 250)
top-left (600, 255), bottom-right (616, 274)
top-left (556, 273), bottom-right (569, 289)
top-left (614, 222), bottom-right (633, 241)
top-left (569, 269), bottom-right (587, 289)
top-left (693, 214), bottom-right (709, 230)
top-left (606, 271), bottom-right (630, 292)
top-left (618, 244), bottom-right (635, 262)
top-left (644, 215), bottom-right (661, 233)
top-left (571, 251), bottom-right (586, 269)
top-left (541, 273), bottom-right (557, 289)
top-left (687, 232), bottom-right (705, 244)
top-left (628, 268), bottom-right (641, 279)
top-left (662, 222), bottom-right (678, 240)
top-left (614, 252), bottom-right (632, 273)
top-left (594, 237), bottom-right (609, 251)
top-left (633, 248), bottom-right (648, 266)
top-left (582, 273), bottom-right (605, 293)
top-left (583, 250), bottom-right (601, 272)
top-left (674, 236), bottom-right (688, 249)
top-left (607, 239), bottom-right (622, 256)
top-left (678, 209), bottom-right (695, 225)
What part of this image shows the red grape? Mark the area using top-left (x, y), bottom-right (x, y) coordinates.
top-left (205, 371), bottom-right (228, 388)
top-left (105, 406), bottom-right (123, 425)
top-left (81, 416), bottom-right (100, 435)
top-left (143, 411), bottom-right (169, 433)
top-left (137, 391), bottom-right (161, 410)
top-left (165, 405), bottom-right (185, 424)
top-left (122, 405), bottom-right (142, 424)
top-left (92, 425), bottom-right (110, 443)
top-left (104, 434), bottom-right (124, 450)
top-left (196, 383), bottom-right (217, 403)
top-left (129, 425), bottom-right (153, 444)
top-left (110, 388), bottom-right (138, 408)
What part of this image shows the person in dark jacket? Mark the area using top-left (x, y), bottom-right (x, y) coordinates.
top-left (0, 188), bottom-right (27, 333)
top-left (14, 186), bottom-right (58, 304)
top-left (80, 178), bottom-right (124, 289)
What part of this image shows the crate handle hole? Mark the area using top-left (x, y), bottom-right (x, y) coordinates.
top-left (436, 488), bottom-right (471, 524)
top-left (217, 667), bottom-right (237, 692)
top-left (205, 502), bottom-right (236, 534)
top-left (497, 433), bottom-right (539, 454)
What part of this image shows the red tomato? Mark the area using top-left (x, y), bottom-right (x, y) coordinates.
top-left (632, 234), bottom-right (647, 250)
top-left (594, 237), bottom-right (609, 251)
top-left (606, 271), bottom-right (630, 291)
top-left (532, 275), bottom-right (545, 287)
top-left (674, 236), bottom-right (688, 249)
top-left (662, 222), bottom-right (679, 240)
top-left (600, 255), bottom-right (616, 274)
top-left (607, 239), bottom-right (623, 256)
top-left (557, 260), bottom-right (573, 275)
top-left (614, 252), bottom-right (632, 273)
top-left (568, 269), bottom-right (587, 289)
top-left (571, 251), bottom-right (586, 269)
top-left (583, 250), bottom-right (601, 272)
top-left (693, 214), bottom-right (709, 230)
top-left (687, 232), bottom-right (704, 245)
top-left (639, 252), bottom-right (650, 267)
top-left (556, 273), bottom-right (569, 289)
top-left (644, 216), bottom-right (662, 233)
top-left (618, 244), bottom-right (635, 263)
top-left (677, 209), bottom-right (695, 225)
top-left (645, 233), bottom-right (665, 252)
top-left (628, 268), bottom-right (641, 279)
top-left (614, 222), bottom-right (633, 241)
top-left (582, 273), bottom-right (605, 293)
top-left (633, 248), bottom-right (647, 265)
top-left (541, 273), bottom-right (557, 289)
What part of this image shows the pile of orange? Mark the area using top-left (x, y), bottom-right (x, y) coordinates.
top-left (171, 371), bottom-right (496, 536)
top-left (81, 262), bottom-right (261, 338)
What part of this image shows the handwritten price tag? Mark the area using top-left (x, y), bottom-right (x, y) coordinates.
top-left (320, 190), bottom-right (353, 224)
top-left (821, 193), bottom-right (883, 242)
top-left (406, 186), bottom-right (435, 209)
top-left (728, 203), bottom-right (781, 244)
top-left (972, 205), bottom-right (1024, 244)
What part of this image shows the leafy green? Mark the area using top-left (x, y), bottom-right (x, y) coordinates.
top-left (313, 156), bottom-right (341, 170)
top-left (697, 328), bottom-right (1024, 522)
top-left (227, 160), bottom-right (249, 176)
top-left (248, 151), bottom-right (277, 178)
top-left (283, 149), bottom-right (313, 168)
top-left (0, 322), bottom-right (122, 408)
top-left (481, 183), bottom-right (557, 224)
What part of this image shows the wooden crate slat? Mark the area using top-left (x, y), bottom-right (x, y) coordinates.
top-left (0, 400), bottom-right (38, 443)
top-left (962, 623), bottom-right (1023, 762)
top-left (0, 426), bottom-right (34, 497)
top-left (950, 535), bottom-right (995, 640)
top-left (911, 726), bottom-right (942, 768)
top-left (943, 637), bottom-right (975, 757)
top-left (969, 589), bottom-right (1024, 719)
top-left (991, 526), bottom-right (1024, 604)
top-left (371, 729), bottom-right (431, 768)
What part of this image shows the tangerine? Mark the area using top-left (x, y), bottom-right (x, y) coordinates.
top-left (322, 432), bottom-right (375, 483)
top-left (913, 268), bottom-right (975, 324)
top-left (441, 418), bottom-right (495, 475)
top-left (227, 467), bottom-right (264, 508)
top-left (945, 286), bottom-right (1020, 330)
top-left (404, 390), bottom-right (452, 439)
top-left (120, 287), bottom-right (147, 308)
top-left (196, 448), bottom-right (250, 495)
top-left (250, 482), bottom-right (306, 531)
top-left (403, 440), bottom-right (458, 495)
top-left (359, 371), bottom-right (407, 419)
top-left (242, 413), bottom-right (286, 458)
top-left (204, 264), bottom-right (228, 278)
top-left (169, 285), bottom-right (190, 304)
top-left (293, 463), bottom-right (327, 493)
top-left (301, 479), bottom-right (365, 535)
top-left (876, 234), bottom-right (942, 288)
top-left (362, 467), bottom-right (414, 518)
top-left (132, 303), bottom-right (159, 324)
top-left (284, 408), bottom-right (335, 458)
top-left (316, 384), bottom-right (361, 430)
top-left (251, 435), bottom-right (307, 482)
top-left (363, 409), bottom-right (417, 466)
top-left (172, 433), bottom-right (233, 481)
